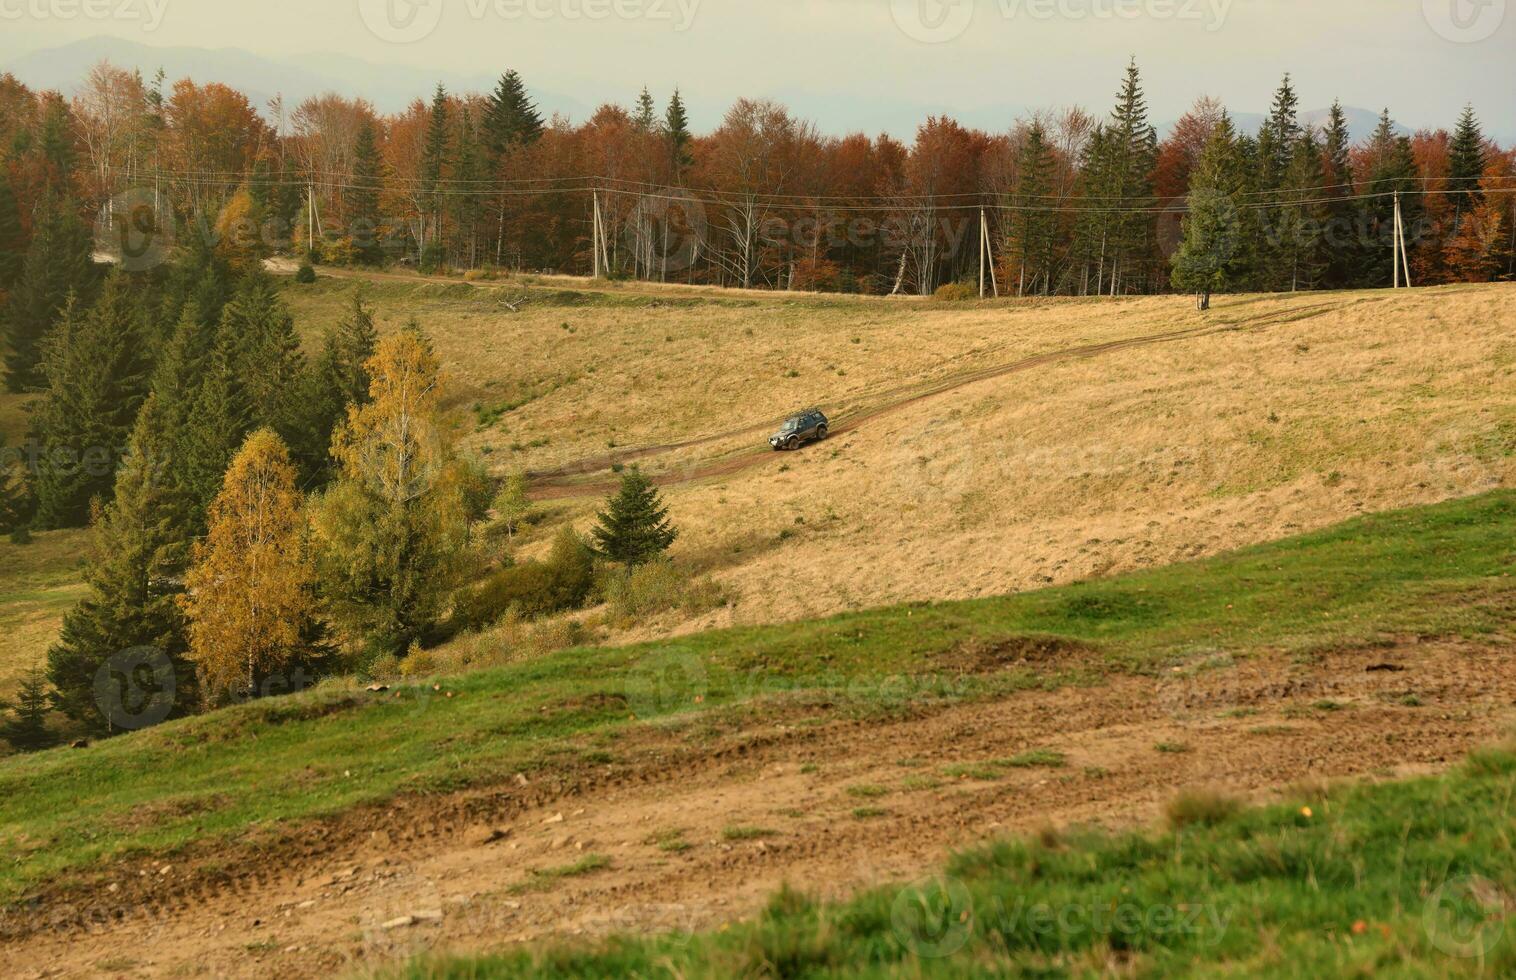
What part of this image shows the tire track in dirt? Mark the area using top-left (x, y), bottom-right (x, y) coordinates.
top-left (6, 639), bottom-right (1511, 979)
top-left (527, 299), bottom-right (1350, 499)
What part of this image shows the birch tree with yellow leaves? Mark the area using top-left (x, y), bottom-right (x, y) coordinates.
top-left (182, 429), bottom-right (320, 702)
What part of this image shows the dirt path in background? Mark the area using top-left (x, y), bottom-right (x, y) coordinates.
top-left (527, 300), bottom-right (1346, 499)
top-left (7, 639), bottom-right (1512, 979)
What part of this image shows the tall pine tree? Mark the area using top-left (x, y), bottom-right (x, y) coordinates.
top-left (591, 467), bottom-right (677, 566)
top-left (420, 84), bottom-right (451, 265)
top-left (3, 194), bottom-right (95, 392)
top-left (483, 70), bottom-right (544, 157)
top-left (1008, 121), bottom-right (1057, 295)
top-left (347, 117), bottom-right (384, 264)
top-left (1172, 115), bottom-right (1249, 310)
top-left (1319, 101), bottom-right (1361, 289)
top-left (46, 393), bottom-right (193, 734)
top-left (1448, 105), bottom-right (1487, 219)
top-left (30, 272), bottom-right (151, 528)
top-left (665, 89), bottom-right (693, 179)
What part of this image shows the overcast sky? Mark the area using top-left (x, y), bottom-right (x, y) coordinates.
top-left (2, 0), bottom-right (1511, 135)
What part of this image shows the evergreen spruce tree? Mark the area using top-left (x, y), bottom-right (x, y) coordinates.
top-left (30, 273), bottom-right (151, 528)
top-left (222, 272), bottom-right (306, 442)
top-left (1275, 133), bottom-right (1328, 291)
top-left (1448, 105), bottom-right (1486, 219)
top-left (483, 70), bottom-right (544, 157)
top-left (299, 293), bottom-right (377, 486)
top-left (347, 117), bottom-right (384, 264)
top-left (421, 84), bottom-right (451, 263)
top-left (1255, 74), bottom-right (1304, 291)
top-left (46, 393), bottom-right (193, 734)
top-left (591, 467), bottom-right (676, 566)
top-left (665, 89), bottom-right (693, 179)
top-left (0, 433), bottom-right (31, 536)
top-left (1363, 109), bottom-right (1421, 285)
top-left (0, 173), bottom-right (25, 299)
top-left (0, 669), bottom-right (58, 752)
top-left (1071, 125), bottom-right (1114, 294)
top-left (181, 327), bottom-right (251, 525)
top-left (1101, 60), bottom-right (1158, 293)
top-left (449, 107), bottom-right (488, 267)
top-left (36, 97), bottom-right (77, 193)
top-left (1172, 115), bottom-right (1248, 310)
top-left (1008, 121), bottom-right (1057, 295)
top-left (633, 87), bottom-right (659, 133)
top-left (1320, 101), bottom-right (1361, 289)
top-left (1257, 74), bottom-right (1301, 192)
top-left (4, 194), bottom-right (96, 392)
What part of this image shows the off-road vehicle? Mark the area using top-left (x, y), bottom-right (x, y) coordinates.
top-left (769, 409), bottom-right (828, 450)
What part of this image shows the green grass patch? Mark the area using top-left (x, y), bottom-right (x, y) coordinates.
top-left (1000, 749), bottom-right (1066, 769)
top-left (405, 741), bottom-right (1516, 977)
top-left (722, 826), bottom-right (777, 842)
top-left (509, 854), bottom-right (611, 893)
top-left (3, 491), bottom-right (1515, 903)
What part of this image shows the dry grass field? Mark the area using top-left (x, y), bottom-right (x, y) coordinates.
top-left (0, 275), bottom-right (1508, 698)
top-left (282, 274), bottom-right (1516, 647)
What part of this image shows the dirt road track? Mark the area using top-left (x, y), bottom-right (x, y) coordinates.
top-left (527, 300), bottom-right (1347, 499)
top-left (6, 638), bottom-right (1510, 978)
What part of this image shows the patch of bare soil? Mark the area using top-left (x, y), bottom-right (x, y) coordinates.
top-left (6, 641), bottom-right (1514, 978)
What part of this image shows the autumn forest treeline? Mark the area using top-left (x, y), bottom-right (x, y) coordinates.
top-left (0, 57), bottom-right (1512, 305)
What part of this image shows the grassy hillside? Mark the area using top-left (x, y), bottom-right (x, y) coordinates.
top-left (406, 739), bottom-right (1516, 977)
top-left (2, 280), bottom-right (1509, 697)
top-left (1, 489), bottom-right (1512, 908)
top-left (0, 529), bottom-right (90, 702)
top-left (276, 276), bottom-right (1516, 647)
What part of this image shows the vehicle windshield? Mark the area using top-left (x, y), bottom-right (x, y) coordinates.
top-left (781, 418), bottom-right (802, 432)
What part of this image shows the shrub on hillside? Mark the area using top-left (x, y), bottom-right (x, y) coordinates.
top-left (454, 527), bottom-right (595, 628)
top-left (295, 263), bottom-right (316, 283)
top-left (933, 281), bottom-right (975, 302)
top-left (418, 243), bottom-right (445, 275)
top-left (601, 559), bottom-right (730, 626)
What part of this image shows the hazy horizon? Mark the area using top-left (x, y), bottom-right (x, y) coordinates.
top-left (1, 1), bottom-right (1512, 140)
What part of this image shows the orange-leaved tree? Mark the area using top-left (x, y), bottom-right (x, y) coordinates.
top-left (182, 428), bottom-right (320, 703)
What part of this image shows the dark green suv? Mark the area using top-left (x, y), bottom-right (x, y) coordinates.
top-left (769, 409), bottom-right (828, 450)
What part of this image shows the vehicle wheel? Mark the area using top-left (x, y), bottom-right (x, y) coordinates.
top-left (786, 436), bottom-right (799, 451)
top-left (815, 424), bottom-right (828, 441)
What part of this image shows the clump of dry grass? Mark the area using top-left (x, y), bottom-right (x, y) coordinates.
top-left (1166, 788), bottom-right (1243, 829)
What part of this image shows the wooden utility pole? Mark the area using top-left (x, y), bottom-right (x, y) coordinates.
top-left (1397, 192), bottom-right (1412, 287)
top-left (1392, 192), bottom-right (1400, 288)
top-left (592, 190), bottom-right (602, 278)
top-left (978, 207), bottom-right (986, 298)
